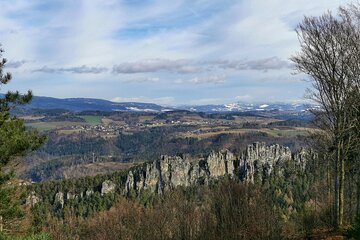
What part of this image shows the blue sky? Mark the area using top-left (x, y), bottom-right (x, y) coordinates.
top-left (0, 0), bottom-right (352, 105)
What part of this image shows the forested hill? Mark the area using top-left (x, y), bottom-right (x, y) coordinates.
top-left (0, 93), bottom-right (168, 112)
top-left (26, 96), bottom-right (168, 112)
top-left (1, 93), bottom-right (315, 116)
top-left (26, 142), bottom-right (315, 218)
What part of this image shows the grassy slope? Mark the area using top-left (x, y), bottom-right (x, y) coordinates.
top-left (79, 115), bottom-right (102, 125)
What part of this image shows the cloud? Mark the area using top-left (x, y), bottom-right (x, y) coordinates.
top-left (235, 95), bottom-right (253, 102)
top-left (31, 57), bottom-right (290, 76)
top-left (242, 57), bottom-right (292, 71)
top-left (122, 77), bottom-right (160, 83)
top-left (111, 96), bottom-right (175, 105)
top-left (0, 0), bottom-right (352, 105)
top-left (175, 75), bottom-right (226, 84)
top-left (5, 60), bottom-right (27, 68)
top-left (34, 65), bottom-right (108, 74)
top-left (207, 57), bottom-right (291, 72)
top-left (112, 58), bottom-right (201, 74)
top-left (111, 57), bottom-right (290, 76)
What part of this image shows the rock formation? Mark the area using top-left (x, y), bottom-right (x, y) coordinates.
top-left (101, 180), bottom-right (116, 196)
top-left (29, 142), bottom-right (312, 208)
top-left (124, 142), bottom-right (310, 196)
top-left (85, 189), bottom-right (94, 197)
top-left (25, 191), bottom-right (40, 206)
top-left (54, 192), bottom-right (65, 208)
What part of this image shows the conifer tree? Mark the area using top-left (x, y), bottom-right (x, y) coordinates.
top-left (0, 45), bottom-right (45, 234)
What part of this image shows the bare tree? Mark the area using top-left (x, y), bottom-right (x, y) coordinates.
top-left (291, 3), bottom-right (360, 227)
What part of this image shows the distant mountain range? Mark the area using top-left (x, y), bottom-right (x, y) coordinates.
top-left (3, 94), bottom-right (317, 113)
top-left (18, 95), bottom-right (173, 112)
top-left (179, 102), bottom-right (317, 113)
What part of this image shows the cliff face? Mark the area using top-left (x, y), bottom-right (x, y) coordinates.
top-left (29, 142), bottom-right (311, 207)
top-left (124, 142), bottom-right (309, 196)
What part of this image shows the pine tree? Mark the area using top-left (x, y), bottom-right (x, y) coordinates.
top-left (0, 45), bottom-right (46, 234)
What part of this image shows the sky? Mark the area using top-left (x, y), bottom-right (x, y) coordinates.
top-left (0, 0), bottom-right (353, 106)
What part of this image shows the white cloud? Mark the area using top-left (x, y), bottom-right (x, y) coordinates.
top-left (122, 77), bottom-right (161, 83)
top-left (5, 60), bottom-right (27, 68)
top-left (112, 58), bottom-right (200, 74)
top-left (0, 0), bottom-right (354, 104)
top-left (33, 65), bottom-right (108, 74)
top-left (175, 75), bottom-right (226, 84)
top-left (204, 57), bottom-right (291, 72)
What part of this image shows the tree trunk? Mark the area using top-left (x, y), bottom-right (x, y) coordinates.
top-left (356, 168), bottom-right (360, 217)
top-left (334, 146), bottom-right (339, 227)
top-left (347, 170), bottom-right (353, 224)
top-left (339, 157), bottom-right (345, 226)
top-left (327, 160), bottom-right (332, 207)
top-left (337, 141), bottom-right (345, 227)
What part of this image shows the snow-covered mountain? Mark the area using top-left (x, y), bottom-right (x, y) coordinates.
top-left (177, 102), bottom-right (318, 113)
top-left (2, 93), bottom-right (318, 114)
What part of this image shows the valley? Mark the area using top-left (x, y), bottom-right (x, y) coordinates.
top-left (16, 106), bottom-right (314, 182)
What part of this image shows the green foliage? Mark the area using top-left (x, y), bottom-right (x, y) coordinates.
top-left (345, 214), bottom-right (360, 239)
top-left (0, 46), bottom-right (46, 168)
top-left (0, 233), bottom-right (51, 240)
top-left (43, 134), bottom-right (108, 156)
top-left (28, 169), bottom-right (128, 228)
top-left (0, 118), bottom-right (44, 167)
top-left (79, 115), bottom-right (102, 125)
top-left (0, 45), bottom-right (45, 237)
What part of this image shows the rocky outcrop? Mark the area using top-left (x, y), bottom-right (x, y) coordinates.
top-left (124, 150), bottom-right (240, 195)
top-left (25, 191), bottom-right (40, 207)
top-left (31, 142), bottom-right (312, 208)
top-left (85, 189), bottom-right (94, 197)
top-left (294, 148), bottom-right (310, 170)
top-left (54, 192), bottom-right (65, 208)
top-left (101, 180), bottom-right (116, 196)
top-left (238, 142), bottom-right (292, 182)
top-left (207, 150), bottom-right (236, 177)
top-left (51, 188), bottom-right (94, 207)
top-left (124, 142), bottom-right (311, 196)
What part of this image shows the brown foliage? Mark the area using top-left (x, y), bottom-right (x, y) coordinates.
top-left (291, 3), bottom-right (360, 227)
top-left (45, 181), bottom-right (283, 240)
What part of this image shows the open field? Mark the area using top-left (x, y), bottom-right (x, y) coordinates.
top-left (178, 127), bottom-right (317, 139)
top-left (138, 115), bottom-right (155, 122)
top-left (101, 117), bottom-right (126, 126)
top-left (232, 116), bottom-right (281, 125)
top-left (26, 121), bottom-right (83, 131)
top-left (19, 115), bottom-right (45, 121)
top-left (79, 115), bottom-right (102, 125)
top-left (26, 116), bottom-right (102, 131)
top-left (57, 129), bottom-right (84, 135)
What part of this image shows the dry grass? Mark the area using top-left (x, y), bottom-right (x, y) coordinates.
top-left (101, 117), bottom-right (126, 126)
top-left (178, 127), bottom-right (317, 140)
top-left (26, 121), bottom-right (84, 131)
top-left (138, 115), bottom-right (155, 122)
top-left (57, 129), bottom-right (84, 135)
top-left (19, 115), bottom-right (45, 120)
top-left (61, 162), bottom-right (141, 179)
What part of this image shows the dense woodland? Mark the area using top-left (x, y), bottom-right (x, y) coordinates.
top-left (18, 151), bottom-right (339, 239)
top-left (23, 121), bottom-right (309, 182)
